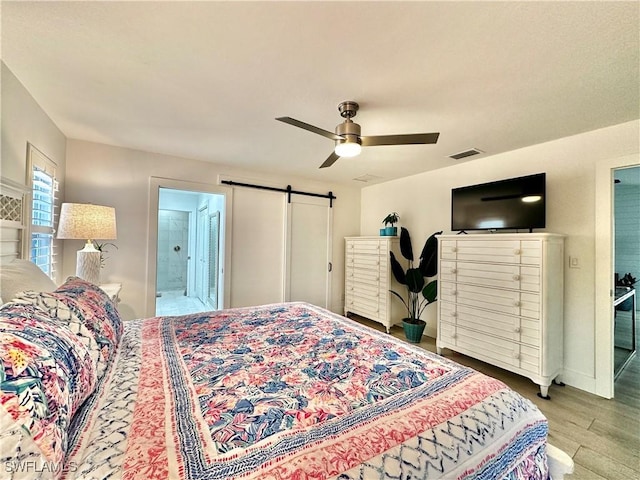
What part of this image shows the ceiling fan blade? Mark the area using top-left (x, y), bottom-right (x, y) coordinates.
top-left (361, 132), bottom-right (440, 147)
top-left (319, 152), bottom-right (340, 169)
top-left (276, 117), bottom-right (343, 141)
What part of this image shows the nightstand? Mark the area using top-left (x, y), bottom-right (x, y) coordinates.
top-left (99, 283), bottom-right (122, 303)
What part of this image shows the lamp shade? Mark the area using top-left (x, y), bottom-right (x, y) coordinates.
top-left (57, 203), bottom-right (117, 241)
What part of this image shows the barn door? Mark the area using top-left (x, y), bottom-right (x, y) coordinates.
top-left (286, 196), bottom-right (332, 308)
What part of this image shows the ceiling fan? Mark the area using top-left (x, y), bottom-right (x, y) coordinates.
top-left (276, 101), bottom-right (439, 168)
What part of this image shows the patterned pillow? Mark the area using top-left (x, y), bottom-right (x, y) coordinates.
top-left (54, 276), bottom-right (123, 359)
top-left (11, 291), bottom-right (108, 379)
top-left (0, 301), bottom-right (99, 470)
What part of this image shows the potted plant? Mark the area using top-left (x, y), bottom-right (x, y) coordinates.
top-left (389, 228), bottom-right (442, 343)
top-left (94, 241), bottom-right (118, 269)
top-left (382, 212), bottom-right (400, 236)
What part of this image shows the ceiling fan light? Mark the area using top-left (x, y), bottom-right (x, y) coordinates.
top-left (335, 139), bottom-right (362, 157)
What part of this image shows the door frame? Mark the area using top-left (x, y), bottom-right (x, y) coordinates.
top-left (146, 177), bottom-right (232, 318)
top-left (196, 204), bottom-right (209, 304)
top-left (594, 153), bottom-right (639, 398)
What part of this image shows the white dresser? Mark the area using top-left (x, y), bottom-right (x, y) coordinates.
top-left (344, 237), bottom-right (401, 333)
top-left (436, 233), bottom-right (565, 398)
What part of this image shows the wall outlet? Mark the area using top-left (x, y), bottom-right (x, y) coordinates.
top-left (569, 256), bottom-right (580, 269)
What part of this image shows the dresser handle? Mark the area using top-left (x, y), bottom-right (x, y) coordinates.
top-left (514, 326), bottom-right (521, 333)
top-left (514, 249), bottom-right (521, 255)
top-left (451, 247), bottom-right (458, 253)
top-left (451, 268), bottom-right (458, 274)
top-left (513, 352), bottom-right (520, 359)
top-left (514, 301), bottom-right (521, 307)
top-left (452, 290), bottom-right (458, 296)
top-left (451, 312), bottom-right (458, 318)
top-left (452, 333), bottom-right (457, 339)
top-left (513, 274), bottom-right (520, 281)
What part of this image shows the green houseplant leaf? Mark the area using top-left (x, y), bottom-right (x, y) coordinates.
top-left (399, 227), bottom-right (414, 262)
top-left (422, 280), bottom-right (437, 303)
top-left (418, 231), bottom-right (441, 277)
top-left (389, 229), bottom-right (441, 326)
top-left (382, 212), bottom-right (400, 226)
top-left (405, 268), bottom-right (424, 293)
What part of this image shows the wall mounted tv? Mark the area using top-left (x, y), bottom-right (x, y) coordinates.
top-left (451, 173), bottom-right (546, 232)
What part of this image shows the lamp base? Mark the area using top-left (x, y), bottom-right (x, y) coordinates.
top-left (76, 242), bottom-right (101, 285)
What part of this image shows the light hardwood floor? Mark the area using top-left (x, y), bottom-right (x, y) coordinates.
top-left (349, 315), bottom-right (640, 480)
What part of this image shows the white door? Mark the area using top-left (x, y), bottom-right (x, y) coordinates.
top-left (208, 211), bottom-right (220, 309)
top-left (286, 196), bottom-right (332, 308)
top-left (196, 205), bottom-right (209, 303)
top-left (230, 188), bottom-right (286, 307)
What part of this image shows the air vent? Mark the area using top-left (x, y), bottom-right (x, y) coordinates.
top-left (449, 148), bottom-right (484, 160)
top-left (353, 174), bottom-right (382, 183)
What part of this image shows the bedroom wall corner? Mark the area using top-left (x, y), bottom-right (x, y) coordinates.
top-left (1, 62), bottom-right (67, 281)
top-left (64, 139), bottom-right (362, 320)
top-left (359, 120), bottom-right (640, 396)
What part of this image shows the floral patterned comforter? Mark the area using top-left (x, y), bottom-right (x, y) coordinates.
top-left (64, 302), bottom-right (549, 480)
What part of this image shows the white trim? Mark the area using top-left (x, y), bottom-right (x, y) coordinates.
top-left (594, 153), bottom-right (639, 398)
top-left (147, 176), bottom-right (233, 318)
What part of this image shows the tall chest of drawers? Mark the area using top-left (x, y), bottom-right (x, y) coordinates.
top-left (344, 237), bottom-right (401, 333)
top-left (436, 233), bottom-right (565, 398)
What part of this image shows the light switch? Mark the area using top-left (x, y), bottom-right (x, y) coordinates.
top-left (569, 256), bottom-right (580, 269)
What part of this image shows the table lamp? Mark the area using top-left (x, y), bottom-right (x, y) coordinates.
top-left (57, 203), bottom-right (117, 285)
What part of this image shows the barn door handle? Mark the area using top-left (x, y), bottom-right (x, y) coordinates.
top-left (328, 262), bottom-right (333, 272)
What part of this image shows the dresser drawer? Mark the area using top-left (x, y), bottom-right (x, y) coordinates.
top-left (347, 268), bottom-right (386, 287)
top-left (346, 296), bottom-right (382, 319)
top-left (347, 253), bottom-right (386, 269)
top-left (440, 239), bottom-right (542, 265)
top-left (441, 281), bottom-right (540, 319)
top-left (346, 239), bottom-right (386, 255)
top-left (440, 302), bottom-right (540, 347)
top-left (441, 260), bottom-right (540, 292)
top-left (439, 322), bottom-right (540, 373)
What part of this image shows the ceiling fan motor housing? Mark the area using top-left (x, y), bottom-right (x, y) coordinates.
top-left (335, 119), bottom-right (362, 147)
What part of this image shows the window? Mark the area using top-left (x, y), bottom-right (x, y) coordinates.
top-left (27, 144), bottom-right (58, 278)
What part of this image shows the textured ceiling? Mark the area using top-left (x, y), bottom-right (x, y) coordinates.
top-left (2, 1), bottom-right (639, 186)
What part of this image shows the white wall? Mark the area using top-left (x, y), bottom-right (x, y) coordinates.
top-left (64, 139), bottom-right (361, 320)
top-left (1, 63), bottom-right (68, 283)
top-left (360, 120), bottom-right (640, 395)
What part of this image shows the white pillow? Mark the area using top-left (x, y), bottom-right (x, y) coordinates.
top-left (0, 259), bottom-right (57, 303)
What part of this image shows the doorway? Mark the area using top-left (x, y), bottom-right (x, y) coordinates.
top-left (146, 177), bottom-right (232, 318)
top-left (155, 188), bottom-right (224, 316)
top-left (612, 166), bottom-right (639, 384)
top-left (594, 154), bottom-right (640, 398)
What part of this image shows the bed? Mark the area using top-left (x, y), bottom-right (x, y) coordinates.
top-left (0, 276), bottom-right (573, 479)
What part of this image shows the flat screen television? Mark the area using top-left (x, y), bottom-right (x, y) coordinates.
top-left (451, 173), bottom-right (546, 232)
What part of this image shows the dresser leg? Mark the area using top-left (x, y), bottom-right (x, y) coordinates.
top-left (385, 326), bottom-right (390, 334)
top-left (537, 384), bottom-right (551, 400)
top-left (436, 347), bottom-right (443, 355)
